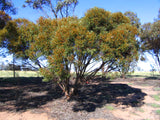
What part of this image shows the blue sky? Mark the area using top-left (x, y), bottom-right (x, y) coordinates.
top-left (3, 0), bottom-right (160, 71)
top-left (11, 0), bottom-right (160, 24)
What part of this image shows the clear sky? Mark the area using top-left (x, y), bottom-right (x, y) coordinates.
top-left (3, 0), bottom-right (160, 71)
top-left (11, 0), bottom-right (160, 24)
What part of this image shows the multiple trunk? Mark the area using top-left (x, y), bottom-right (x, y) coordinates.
top-left (58, 77), bottom-right (79, 99)
top-left (58, 61), bottom-right (109, 99)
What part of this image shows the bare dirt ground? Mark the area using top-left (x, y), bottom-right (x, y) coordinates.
top-left (0, 77), bottom-right (160, 120)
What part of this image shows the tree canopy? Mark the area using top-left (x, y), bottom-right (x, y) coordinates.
top-left (0, 11), bottom-right (11, 49)
top-left (140, 9), bottom-right (160, 69)
top-left (0, 0), bottom-right (16, 14)
top-left (124, 11), bottom-right (141, 29)
top-left (1, 7), bottom-right (139, 98)
top-left (24, 0), bottom-right (78, 18)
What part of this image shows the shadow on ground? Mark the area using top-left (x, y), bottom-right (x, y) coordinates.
top-left (71, 77), bottom-right (147, 112)
top-left (0, 77), bottom-right (147, 113)
top-left (127, 74), bottom-right (160, 80)
top-left (145, 76), bottom-right (160, 80)
top-left (0, 77), bottom-right (63, 112)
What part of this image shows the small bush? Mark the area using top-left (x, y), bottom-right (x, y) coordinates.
top-left (106, 105), bottom-right (114, 110)
top-left (107, 72), bottom-right (120, 80)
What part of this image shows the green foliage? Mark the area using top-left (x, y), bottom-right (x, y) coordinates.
top-left (140, 9), bottom-right (160, 69)
top-left (1, 7), bottom-right (139, 97)
top-left (0, 18), bottom-right (46, 68)
top-left (0, 11), bottom-right (11, 47)
top-left (0, 11), bottom-right (11, 29)
top-left (106, 72), bottom-right (120, 80)
top-left (111, 12), bottom-right (130, 28)
top-left (40, 68), bottom-right (55, 82)
top-left (124, 11), bottom-right (141, 29)
top-left (3, 19), bottom-right (32, 57)
top-left (82, 7), bottom-right (112, 34)
top-left (83, 7), bottom-right (139, 77)
top-left (47, 17), bottom-right (97, 81)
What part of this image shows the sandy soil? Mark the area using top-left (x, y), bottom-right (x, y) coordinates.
top-left (0, 111), bottom-right (55, 120)
top-left (111, 80), bottom-right (160, 120)
top-left (0, 77), bottom-right (160, 120)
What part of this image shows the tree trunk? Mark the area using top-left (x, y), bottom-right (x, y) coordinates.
top-left (122, 73), bottom-right (125, 79)
top-left (101, 66), bottom-right (105, 77)
top-left (58, 76), bottom-right (81, 100)
top-left (13, 54), bottom-right (15, 78)
top-left (156, 54), bottom-right (160, 68)
top-left (68, 77), bottom-right (80, 98)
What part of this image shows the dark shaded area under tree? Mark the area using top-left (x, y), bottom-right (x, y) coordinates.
top-left (0, 77), bottom-right (147, 112)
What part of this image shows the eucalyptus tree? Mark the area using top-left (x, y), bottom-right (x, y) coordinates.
top-left (24, 0), bottom-right (78, 18)
top-left (35, 7), bottom-right (139, 98)
top-left (1, 7), bottom-right (139, 98)
top-left (140, 9), bottom-right (160, 70)
top-left (0, 0), bottom-right (16, 14)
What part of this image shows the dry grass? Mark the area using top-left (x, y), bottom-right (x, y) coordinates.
top-left (0, 70), bottom-right (41, 77)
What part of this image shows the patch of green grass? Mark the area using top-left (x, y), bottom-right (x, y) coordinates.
top-left (127, 83), bottom-right (133, 85)
top-left (152, 94), bottom-right (160, 101)
top-left (156, 110), bottom-right (160, 115)
top-left (106, 105), bottom-right (114, 110)
top-left (154, 87), bottom-right (160, 91)
top-left (148, 103), bottom-right (160, 108)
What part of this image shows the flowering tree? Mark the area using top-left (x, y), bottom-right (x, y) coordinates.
top-left (1, 7), bottom-right (139, 98)
top-left (37, 8), bottom-right (138, 98)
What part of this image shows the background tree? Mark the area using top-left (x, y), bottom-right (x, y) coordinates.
top-left (0, 18), bottom-right (43, 76)
top-left (0, 0), bottom-right (79, 73)
top-left (24, 0), bottom-right (78, 18)
top-left (140, 9), bottom-right (160, 70)
top-left (116, 11), bottom-right (141, 78)
top-left (0, 0), bottom-right (16, 14)
top-left (124, 11), bottom-right (141, 29)
top-left (82, 7), bottom-right (139, 77)
top-left (0, 11), bottom-right (12, 72)
top-left (0, 11), bottom-right (11, 49)
top-left (2, 18), bottom-right (46, 69)
top-left (0, 11), bottom-right (11, 30)
top-left (0, 0), bottom-right (16, 73)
